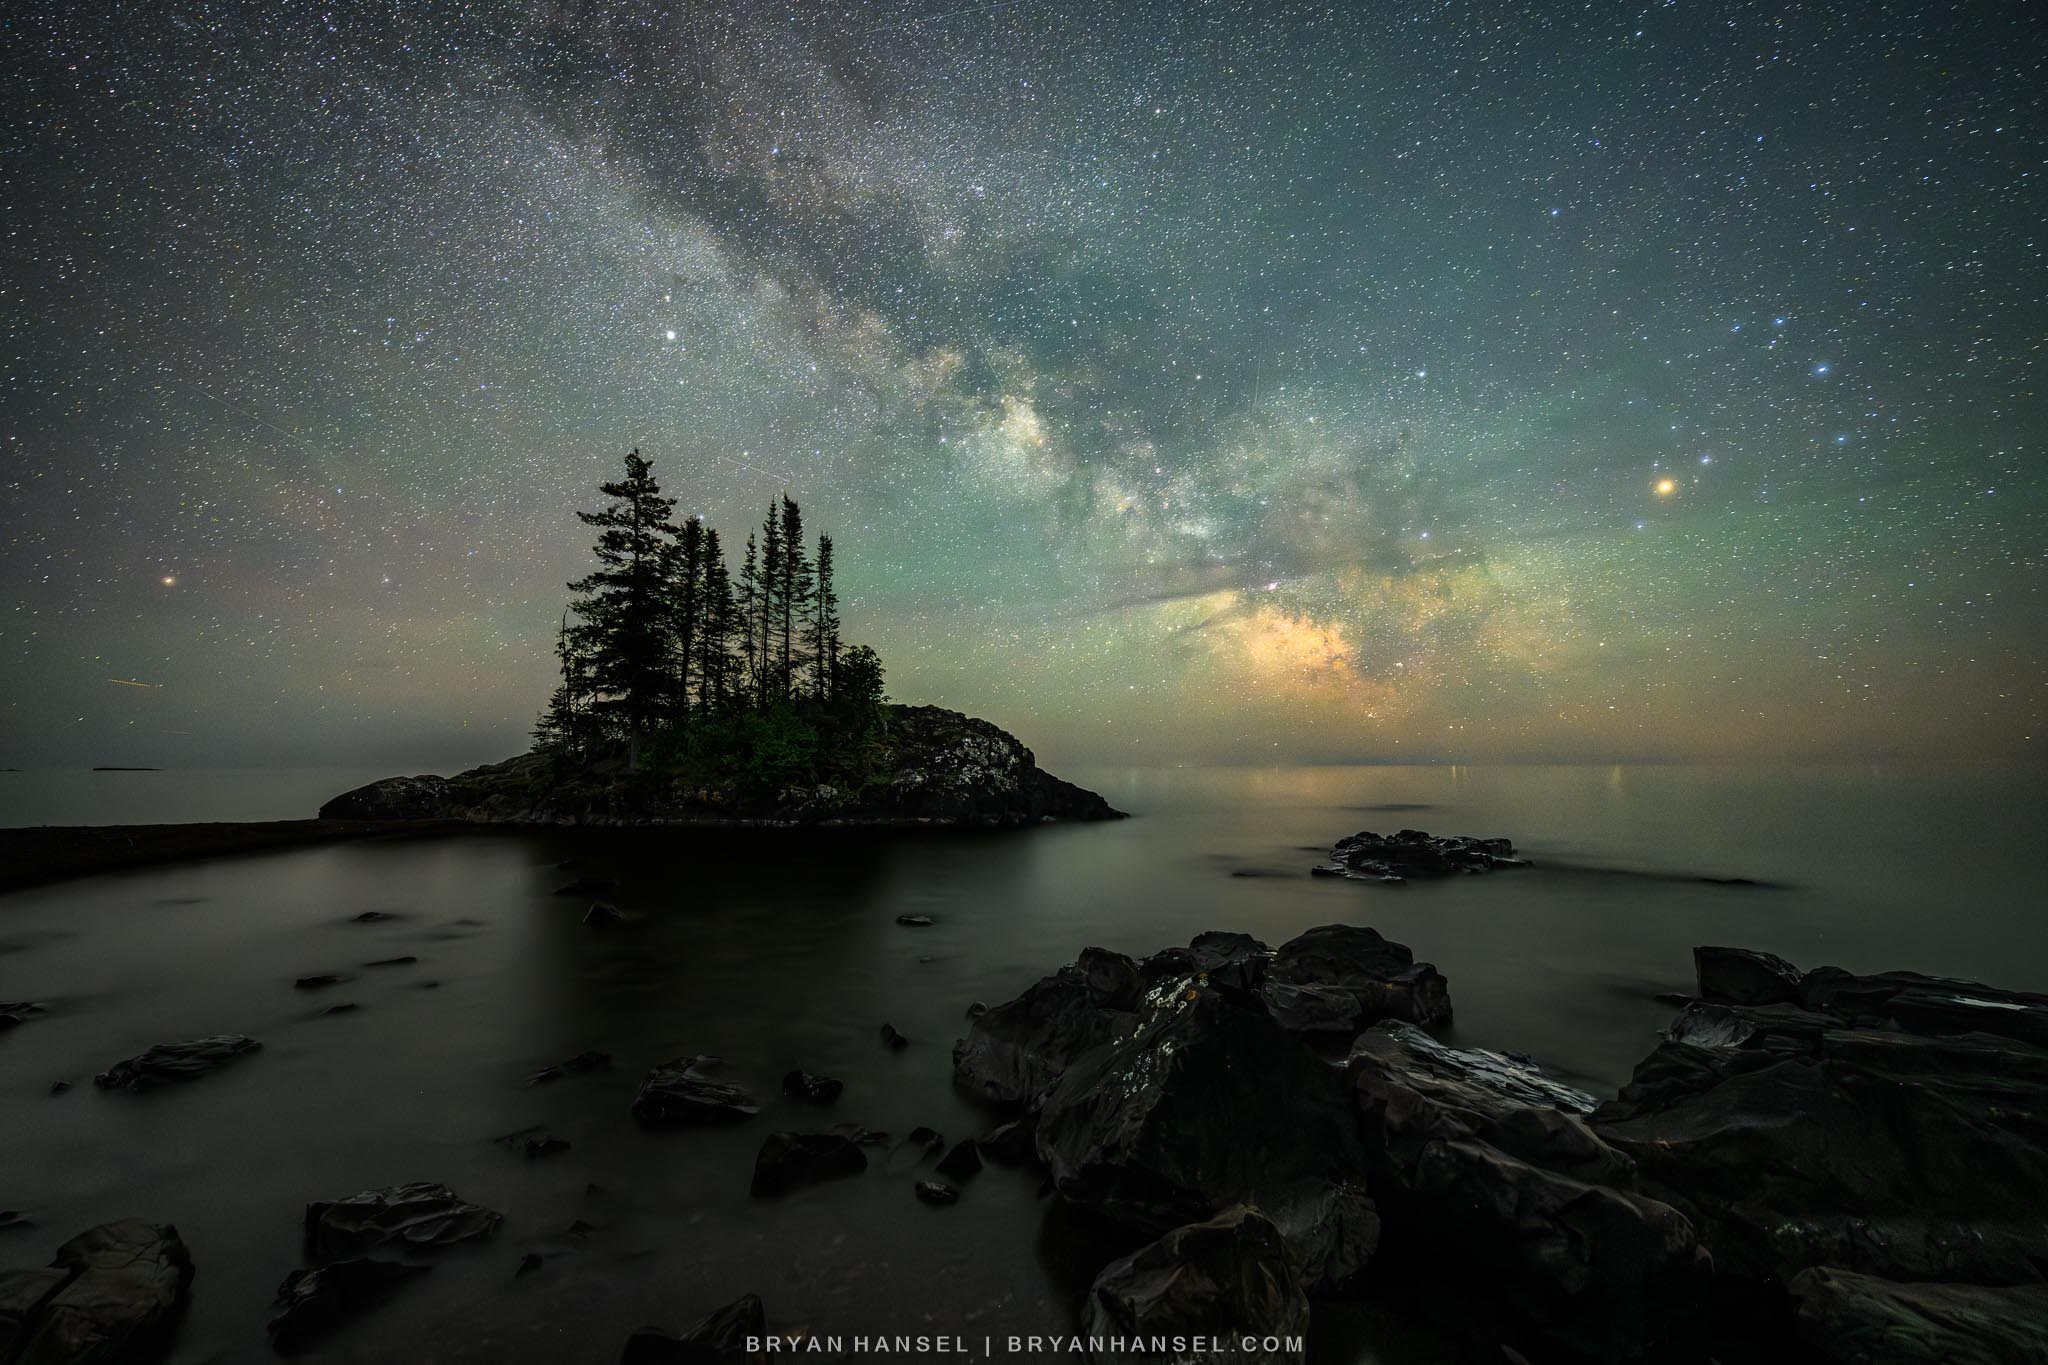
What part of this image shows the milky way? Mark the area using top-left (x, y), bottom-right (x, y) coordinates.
top-left (3, 2), bottom-right (2041, 767)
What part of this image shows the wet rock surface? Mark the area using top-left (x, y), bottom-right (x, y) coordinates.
top-left (751, 1132), bottom-right (869, 1196)
top-left (1591, 948), bottom-right (2048, 1288)
top-left (1787, 1266), bottom-right (2048, 1365)
top-left (303, 1183), bottom-right (502, 1260)
top-left (1311, 828), bottom-right (1528, 882)
top-left (631, 1057), bottom-right (761, 1126)
top-left (268, 1258), bottom-right (431, 1352)
top-left (92, 1035), bottom-right (260, 1091)
top-left (0, 1219), bottom-right (194, 1365)
top-left (1261, 924), bottom-right (1452, 1034)
top-left (1080, 1206), bottom-right (1309, 1365)
top-left (619, 1291), bottom-right (768, 1364)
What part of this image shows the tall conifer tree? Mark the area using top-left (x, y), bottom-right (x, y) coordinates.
top-left (565, 448), bottom-right (678, 764)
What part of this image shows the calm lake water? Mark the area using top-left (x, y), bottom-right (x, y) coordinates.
top-left (1, 763), bottom-right (2044, 1363)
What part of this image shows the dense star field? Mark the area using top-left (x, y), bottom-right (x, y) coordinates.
top-left (3, 1), bottom-right (2041, 767)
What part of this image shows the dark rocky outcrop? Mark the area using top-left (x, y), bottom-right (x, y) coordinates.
top-left (620, 1292), bottom-right (769, 1364)
top-left (303, 1184), bottom-right (502, 1260)
top-left (1261, 924), bottom-right (1452, 1035)
top-left (750, 1133), bottom-right (868, 1196)
top-left (1591, 950), bottom-right (2048, 1288)
top-left (1311, 828), bottom-right (1527, 882)
top-left (632, 1057), bottom-right (761, 1126)
top-left (1787, 1267), bottom-right (2048, 1365)
top-left (1035, 982), bottom-right (1364, 1236)
top-left (1350, 1021), bottom-right (1704, 1362)
top-left (92, 1035), bottom-right (260, 1091)
top-left (0, 1220), bottom-right (194, 1365)
top-left (320, 705), bottom-right (1124, 828)
top-left (951, 948), bottom-right (1141, 1109)
top-left (268, 1259), bottom-right (430, 1352)
top-left (913, 1181), bottom-right (958, 1206)
top-left (1080, 1206), bottom-right (1309, 1365)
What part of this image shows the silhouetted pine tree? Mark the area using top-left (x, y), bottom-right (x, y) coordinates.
top-left (566, 448), bottom-right (678, 765)
top-left (696, 527), bottom-right (737, 711)
top-left (532, 611), bottom-right (588, 754)
top-left (807, 534), bottom-right (840, 701)
top-left (670, 516), bottom-right (705, 719)
top-left (736, 532), bottom-right (761, 708)
top-left (776, 495), bottom-right (813, 702)
top-left (756, 504), bottom-right (783, 707)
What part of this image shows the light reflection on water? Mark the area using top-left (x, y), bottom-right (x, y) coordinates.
top-left (0, 764), bottom-right (2042, 1363)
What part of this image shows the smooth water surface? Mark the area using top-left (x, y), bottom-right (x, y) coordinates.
top-left (1, 764), bottom-right (2043, 1363)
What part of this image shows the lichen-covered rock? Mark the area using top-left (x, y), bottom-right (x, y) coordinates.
top-left (317, 774), bottom-right (456, 820)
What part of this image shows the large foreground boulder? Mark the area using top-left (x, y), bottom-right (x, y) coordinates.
top-left (1787, 1267), bottom-right (2048, 1365)
top-left (1260, 925), bottom-right (1452, 1035)
top-left (1591, 950), bottom-right (2048, 1287)
top-left (1349, 1022), bottom-right (1704, 1363)
top-left (0, 1220), bottom-right (193, 1365)
top-left (1035, 983), bottom-right (1363, 1236)
top-left (952, 948), bottom-right (1141, 1108)
top-left (1080, 1207), bottom-right (1309, 1365)
top-left (303, 1184), bottom-right (502, 1260)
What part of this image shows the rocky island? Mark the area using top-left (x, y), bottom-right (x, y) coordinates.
top-left (320, 703), bottom-right (1122, 827)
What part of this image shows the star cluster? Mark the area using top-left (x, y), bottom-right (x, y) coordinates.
top-left (2, 1), bottom-right (2041, 766)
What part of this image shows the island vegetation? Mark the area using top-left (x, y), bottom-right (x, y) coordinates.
top-left (532, 449), bottom-right (887, 794)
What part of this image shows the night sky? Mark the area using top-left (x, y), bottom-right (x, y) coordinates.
top-left (4, 1), bottom-right (2041, 770)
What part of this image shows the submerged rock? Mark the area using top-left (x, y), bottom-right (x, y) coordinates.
top-left (1787, 1266), bottom-right (2048, 1365)
top-left (303, 1183), bottom-right (502, 1260)
top-left (1311, 828), bottom-right (1526, 882)
top-left (527, 1050), bottom-right (612, 1086)
top-left (1080, 1206), bottom-right (1309, 1365)
top-left (632, 1057), bottom-right (761, 1126)
top-left (750, 1133), bottom-right (868, 1196)
top-left (268, 1258), bottom-right (430, 1351)
top-left (93, 1035), bottom-right (260, 1091)
top-left (620, 1292), bottom-right (768, 1364)
top-left (0, 1219), bottom-right (194, 1365)
top-left (1261, 924), bottom-right (1452, 1035)
top-left (780, 1069), bottom-right (843, 1104)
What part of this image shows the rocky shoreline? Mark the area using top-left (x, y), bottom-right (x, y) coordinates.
top-left (320, 705), bottom-right (1125, 828)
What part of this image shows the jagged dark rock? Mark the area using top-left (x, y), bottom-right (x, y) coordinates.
top-left (619, 1291), bottom-right (769, 1364)
top-left (935, 1139), bottom-right (982, 1180)
top-left (1787, 1266), bottom-right (2048, 1365)
top-left (750, 1133), bottom-right (868, 1196)
top-left (1311, 828), bottom-right (1527, 882)
top-left (914, 1180), bottom-right (958, 1206)
top-left (1692, 945), bottom-right (1803, 1006)
top-left (1591, 949), bottom-right (2048, 1288)
top-left (320, 705), bottom-right (1125, 827)
top-left (268, 1258), bottom-right (430, 1351)
top-left (878, 1023), bottom-right (909, 1050)
top-left (951, 950), bottom-right (1140, 1109)
top-left (303, 1183), bottom-right (502, 1260)
top-left (93, 1035), bottom-right (260, 1091)
top-left (0, 1219), bottom-right (194, 1365)
top-left (632, 1056), bottom-right (761, 1126)
top-left (1261, 924), bottom-right (1452, 1035)
top-left (1080, 1206), bottom-right (1309, 1365)
top-left (1035, 981), bottom-right (1364, 1236)
top-left (1349, 1021), bottom-right (1704, 1362)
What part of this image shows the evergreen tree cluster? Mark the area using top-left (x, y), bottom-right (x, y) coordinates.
top-left (533, 450), bottom-right (886, 783)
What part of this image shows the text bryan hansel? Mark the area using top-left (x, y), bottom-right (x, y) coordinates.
top-left (749, 1335), bottom-right (1307, 1356)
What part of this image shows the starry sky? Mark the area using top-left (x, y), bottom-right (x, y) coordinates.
top-left (3, 1), bottom-right (2042, 770)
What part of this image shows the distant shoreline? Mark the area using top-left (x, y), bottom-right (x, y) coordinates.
top-left (0, 820), bottom-right (471, 894)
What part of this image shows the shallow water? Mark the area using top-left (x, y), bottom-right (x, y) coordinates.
top-left (0, 763), bottom-right (2043, 1363)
